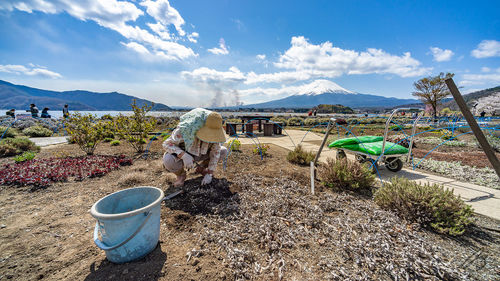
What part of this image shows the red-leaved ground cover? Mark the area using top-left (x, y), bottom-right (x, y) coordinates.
top-left (0, 155), bottom-right (132, 188)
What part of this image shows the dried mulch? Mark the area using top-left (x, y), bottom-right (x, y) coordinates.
top-left (165, 172), bottom-right (499, 280)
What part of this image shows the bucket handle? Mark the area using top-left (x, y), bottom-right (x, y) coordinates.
top-left (93, 211), bottom-right (152, 251)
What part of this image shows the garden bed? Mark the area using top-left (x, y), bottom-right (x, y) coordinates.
top-left (0, 155), bottom-right (132, 189)
top-left (0, 143), bottom-right (498, 280)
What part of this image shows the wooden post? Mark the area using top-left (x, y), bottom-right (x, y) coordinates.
top-left (310, 161), bottom-right (315, 195)
top-left (445, 78), bottom-right (500, 178)
top-left (313, 119), bottom-right (334, 166)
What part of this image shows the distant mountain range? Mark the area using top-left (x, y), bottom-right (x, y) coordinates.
top-left (0, 80), bottom-right (171, 111)
top-left (239, 80), bottom-right (418, 109)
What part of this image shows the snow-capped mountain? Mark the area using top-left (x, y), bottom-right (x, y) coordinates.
top-left (241, 80), bottom-right (417, 108)
top-left (292, 79), bottom-right (354, 96)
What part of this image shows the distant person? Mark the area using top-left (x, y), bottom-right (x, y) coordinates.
top-left (41, 107), bottom-right (51, 118)
top-left (313, 109), bottom-right (317, 116)
top-left (63, 104), bottom-right (70, 118)
top-left (480, 111), bottom-right (486, 118)
top-left (6, 109), bottom-right (15, 118)
top-left (308, 110), bottom-right (312, 116)
top-left (26, 104), bottom-right (39, 118)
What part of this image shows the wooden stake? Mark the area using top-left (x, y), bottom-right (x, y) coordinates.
top-left (310, 161), bottom-right (315, 195)
top-left (445, 78), bottom-right (500, 178)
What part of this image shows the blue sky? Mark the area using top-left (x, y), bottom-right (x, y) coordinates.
top-left (0, 0), bottom-right (499, 107)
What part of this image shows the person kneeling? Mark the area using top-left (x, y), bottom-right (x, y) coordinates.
top-left (162, 109), bottom-right (227, 187)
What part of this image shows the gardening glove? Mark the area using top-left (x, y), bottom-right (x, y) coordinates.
top-left (180, 152), bottom-right (194, 169)
top-left (201, 174), bottom-right (212, 185)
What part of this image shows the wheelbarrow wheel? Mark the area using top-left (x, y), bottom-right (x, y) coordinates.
top-left (385, 158), bottom-right (403, 172)
top-left (360, 158), bottom-right (377, 174)
top-left (336, 150), bottom-right (346, 160)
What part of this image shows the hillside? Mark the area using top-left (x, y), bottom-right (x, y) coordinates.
top-left (0, 80), bottom-right (171, 111)
top-left (316, 104), bottom-right (355, 114)
top-left (239, 80), bottom-right (417, 109)
top-left (442, 86), bottom-right (500, 114)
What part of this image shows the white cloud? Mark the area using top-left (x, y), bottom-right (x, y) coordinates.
top-left (0, 64), bottom-right (62, 78)
top-left (471, 40), bottom-right (500, 58)
top-left (246, 70), bottom-right (317, 84)
top-left (460, 68), bottom-right (500, 86)
top-left (187, 32), bottom-right (199, 43)
top-left (0, 0), bottom-right (197, 61)
top-left (181, 66), bottom-right (245, 85)
top-left (481, 67), bottom-right (491, 73)
top-left (208, 38), bottom-right (229, 55)
top-left (429, 47), bottom-right (454, 62)
top-left (256, 54), bottom-right (266, 60)
top-left (121, 42), bottom-right (150, 55)
top-left (140, 0), bottom-right (186, 36)
top-left (147, 22), bottom-right (171, 40)
top-left (266, 36), bottom-right (430, 83)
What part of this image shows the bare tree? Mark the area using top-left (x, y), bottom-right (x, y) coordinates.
top-left (412, 72), bottom-right (454, 119)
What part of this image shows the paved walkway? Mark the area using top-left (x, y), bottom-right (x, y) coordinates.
top-left (229, 129), bottom-right (500, 221)
top-left (30, 136), bottom-right (68, 147)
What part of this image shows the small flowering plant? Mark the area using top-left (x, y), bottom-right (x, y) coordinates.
top-left (0, 155), bottom-right (132, 189)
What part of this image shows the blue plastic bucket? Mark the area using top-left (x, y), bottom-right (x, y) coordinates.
top-left (90, 186), bottom-right (164, 263)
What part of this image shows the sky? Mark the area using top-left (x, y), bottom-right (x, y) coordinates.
top-left (0, 0), bottom-right (499, 107)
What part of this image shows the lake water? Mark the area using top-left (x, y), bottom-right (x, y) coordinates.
top-left (1, 109), bottom-right (334, 119)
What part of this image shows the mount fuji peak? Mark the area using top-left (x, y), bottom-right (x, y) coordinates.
top-left (240, 79), bottom-right (417, 109)
top-left (293, 79), bottom-right (354, 96)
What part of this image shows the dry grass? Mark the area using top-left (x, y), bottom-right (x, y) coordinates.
top-left (117, 171), bottom-right (148, 186)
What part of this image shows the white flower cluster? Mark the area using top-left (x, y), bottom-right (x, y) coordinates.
top-left (414, 158), bottom-right (499, 189)
top-left (417, 137), bottom-right (469, 147)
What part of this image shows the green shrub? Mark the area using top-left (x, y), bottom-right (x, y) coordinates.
top-left (103, 137), bottom-right (114, 142)
top-left (304, 118), bottom-right (319, 126)
top-left (252, 144), bottom-right (270, 156)
top-left (110, 140), bottom-right (120, 146)
top-left (270, 117), bottom-right (286, 125)
top-left (113, 100), bottom-right (156, 153)
top-left (161, 133), bottom-right (171, 141)
top-left (22, 125), bottom-right (53, 137)
top-left (287, 145), bottom-right (316, 166)
top-left (287, 117), bottom-right (303, 126)
top-left (0, 126), bottom-right (18, 138)
top-left (64, 113), bottom-right (107, 155)
top-left (0, 137), bottom-right (40, 157)
top-left (374, 177), bottom-right (473, 236)
top-left (319, 158), bottom-right (375, 191)
top-left (14, 151), bottom-right (36, 162)
top-left (101, 114), bottom-right (114, 120)
top-left (227, 139), bottom-right (241, 151)
top-left (439, 129), bottom-right (453, 140)
top-left (225, 118), bottom-right (241, 123)
top-left (347, 118), bottom-right (359, 124)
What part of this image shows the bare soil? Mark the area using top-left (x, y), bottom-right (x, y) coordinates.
top-left (0, 141), bottom-right (499, 280)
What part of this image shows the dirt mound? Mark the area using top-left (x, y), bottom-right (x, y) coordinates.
top-left (164, 177), bottom-right (237, 216)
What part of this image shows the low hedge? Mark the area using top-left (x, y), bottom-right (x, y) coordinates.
top-left (319, 158), bottom-right (375, 191)
top-left (22, 126), bottom-right (52, 137)
top-left (374, 177), bottom-right (473, 236)
top-left (0, 137), bottom-right (40, 157)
